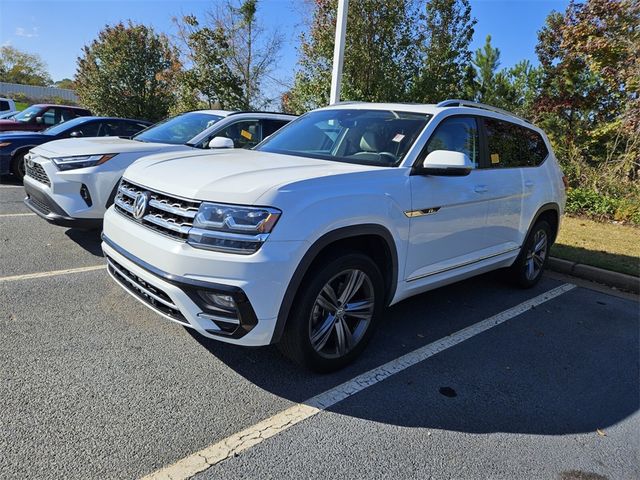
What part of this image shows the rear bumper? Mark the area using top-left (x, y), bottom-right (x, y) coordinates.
top-left (23, 177), bottom-right (102, 229)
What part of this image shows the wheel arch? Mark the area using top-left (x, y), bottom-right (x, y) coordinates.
top-left (526, 203), bottom-right (560, 244)
top-left (271, 224), bottom-right (398, 344)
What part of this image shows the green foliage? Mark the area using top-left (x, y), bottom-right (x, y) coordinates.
top-left (413, 0), bottom-right (476, 102)
top-left (566, 188), bottom-right (640, 224)
top-left (54, 78), bottom-right (75, 90)
top-left (75, 21), bottom-right (181, 122)
top-left (285, 0), bottom-right (425, 113)
top-left (0, 46), bottom-right (52, 86)
top-left (175, 0), bottom-right (283, 110)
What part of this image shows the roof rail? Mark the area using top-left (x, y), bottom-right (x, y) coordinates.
top-left (227, 110), bottom-right (298, 117)
top-left (436, 99), bottom-right (531, 124)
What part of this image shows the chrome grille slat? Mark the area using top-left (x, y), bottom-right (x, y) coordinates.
top-left (114, 179), bottom-right (201, 240)
top-left (25, 161), bottom-right (50, 186)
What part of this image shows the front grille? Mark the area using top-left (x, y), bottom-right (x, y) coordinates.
top-left (114, 179), bottom-right (200, 240)
top-left (106, 254), bottom-right (188, 324)
top-left (27, 195), bottom-right (51, 215)
top-left (25, 161), bottom-right (50, 186)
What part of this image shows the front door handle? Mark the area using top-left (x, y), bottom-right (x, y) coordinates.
top-left (474, 185), bottom-right (488, 193)
top-left (524, 180), bottom-right (534, 188)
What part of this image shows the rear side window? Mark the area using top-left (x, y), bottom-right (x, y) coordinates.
top-left (0, 100), bottom-right (9, 110)
top-left (116, 121), bottom-right (148, 136)
top-left (484, 118), bottom-right (548, 168)
top-left (262, 119), bottom-right (290, 138)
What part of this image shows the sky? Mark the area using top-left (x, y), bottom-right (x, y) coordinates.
top-left (0, 0), bottom-right (570, 94)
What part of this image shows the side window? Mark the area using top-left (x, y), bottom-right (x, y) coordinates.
top-left (116, 121), bottom-right (147, 137)
top-left (216, 120), bottom-right (262, 149)
top-left (0, 100), bottom-right (9, 110)
top-left (75, 121), bottom-right (101, 137)
top-left (41, 108), bottom-right (58, 126)
top-left (425, 116), bottom-right (479, 166)
top-left (484, 118), bottom-right (548, 168)
top-left (261, 119), bottom-right (290, 138)
top-left (520, 126), bottom-right (549, 166)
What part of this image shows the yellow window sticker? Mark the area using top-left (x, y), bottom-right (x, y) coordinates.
top-left (241, 129), bottom-right (252, 140)
top-left (491, 153), bottom-right (500, 164)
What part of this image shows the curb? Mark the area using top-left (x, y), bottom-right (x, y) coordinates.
top-left (548, 257), bottom-right (639, 294)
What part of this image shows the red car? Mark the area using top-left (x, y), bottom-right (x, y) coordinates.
top-left (0, 104), bottom-right (92, 132)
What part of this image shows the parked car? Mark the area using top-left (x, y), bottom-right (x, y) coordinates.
top-left (0, 104), bottom-right (92, 132)
top-left (0, 116), bottom-right (151, 179)
top-left (0, 97), bottom-right (16, 114)
top-left (0, 111), bottom-right (19, 120)
top-left (100, 100), bottom-right (567, 372)
top-left (23, 110), bottom-right (295, 228)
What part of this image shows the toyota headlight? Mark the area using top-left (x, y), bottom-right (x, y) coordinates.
top-left (52, 154), bottom-right (117, 171)
top-left (187, 202), bottom-right (281, 254)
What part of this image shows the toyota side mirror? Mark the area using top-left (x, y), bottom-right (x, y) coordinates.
top-left (416, 150), bottom-right (473, 176)
top-left (208, 136), bottom-right (234, 149)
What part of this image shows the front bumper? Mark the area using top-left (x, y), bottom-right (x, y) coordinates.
top-left (102, 207), bottom-right (309, 346)
top-left (23, 177), bottom-right (102, 229)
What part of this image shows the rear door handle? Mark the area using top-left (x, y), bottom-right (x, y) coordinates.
top-left (474, 185), bottom-right (488, 193)
top-left (525, 180), bottom-right (534, 188)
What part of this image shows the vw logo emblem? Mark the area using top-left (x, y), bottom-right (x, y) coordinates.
top-left (133, 192), bottom-right (150, 220)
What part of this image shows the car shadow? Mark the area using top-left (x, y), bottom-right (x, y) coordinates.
top-left (552, 243), bottom-right (639, 277)
top-left (64, 228), bottom-right (104, 257)
top-left (0, 175), bottom-right (22, 186)
top-left (186, 272), bottom-right (639, 436)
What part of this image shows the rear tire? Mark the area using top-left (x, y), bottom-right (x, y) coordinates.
top-left (278, 252), bottom-right (384, 373)
top-left (509, 220), bottom-right (551, 288)
top-left (11, 152), bottom-right (26, 181)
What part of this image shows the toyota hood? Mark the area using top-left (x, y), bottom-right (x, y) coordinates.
top-left (123, 149), bottom-right (373, 205)
top-left (31, 136), bottom-right (177, 157)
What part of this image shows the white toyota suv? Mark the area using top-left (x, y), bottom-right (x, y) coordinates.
top-left (102, 100), bottom-right (566, 372)
top-left (22, 110), bottom-right (294, 228)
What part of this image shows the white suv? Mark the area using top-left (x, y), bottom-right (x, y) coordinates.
top-left (23, 110), bottom-right (294, 228)
top-left (102, 100), bottom-right (566, 372)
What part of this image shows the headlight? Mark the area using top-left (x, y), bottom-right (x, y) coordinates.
top-left (52, 154), bottom-right (117, 171)
top-left (187, 202), bottom-right (281, 254)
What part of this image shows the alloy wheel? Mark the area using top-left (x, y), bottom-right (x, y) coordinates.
top-left (309, 268), bottom-right (375, 359)
top-left (525, 229), bottom-right (548, 281)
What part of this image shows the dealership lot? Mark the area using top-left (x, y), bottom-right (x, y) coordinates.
top-left (1, 181), bottom-right (638, 480)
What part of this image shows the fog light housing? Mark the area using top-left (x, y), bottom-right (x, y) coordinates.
top-left (80, 184), bottom-right (92, 206)
top-left (197, 291), bottom-right (237, 314)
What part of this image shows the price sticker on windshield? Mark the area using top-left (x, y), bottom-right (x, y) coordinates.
top-left (392, 133), bottom-right (405, 143)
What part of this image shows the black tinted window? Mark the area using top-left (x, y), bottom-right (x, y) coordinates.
top-left (74, 121), bottom-right (100, 137)
top-left (262, 119), bottom-right (290, 138)
top-left (484, 118), bottom-right (548, 168)
top-left (116, 121), bottom-right (148, 136)
top-left (425, 116), bottom-right (479, 166)
top-left (0, 100), bottom-right (9, 110)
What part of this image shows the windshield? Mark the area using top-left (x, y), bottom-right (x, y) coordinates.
top-left (257, 109), bottom-right (432, 167)
top-left (13, 105), bottom-right (42, 123)
top-left (43, 116), bottom-right (87, 136)
top-left (133, 112), bottom-right (223, 145)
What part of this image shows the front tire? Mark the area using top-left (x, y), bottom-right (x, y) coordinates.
top-left (278, 252), bottom-right (384, 372)
top-left (509, 220), bottom-right (551, 288)
top-left (11, 152), bottom-right (26, 181)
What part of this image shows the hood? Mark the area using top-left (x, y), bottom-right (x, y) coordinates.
top-left (0, 131), bottom-right (45, 141)
top-left (0, 119), bottom-right (39, 131)
top-left (32, 136), bottom-right (176, 157)
top-left (124, 149), bottom-right (372, 205)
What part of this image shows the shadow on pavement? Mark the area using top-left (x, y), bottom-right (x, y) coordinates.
top-left (187, 274), bottom-right (639, 436)
top-left (64, 228), bottom-right (104, 257)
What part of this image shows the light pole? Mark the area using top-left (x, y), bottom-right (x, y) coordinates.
top-left (329, 0), bottom-right (349, 105)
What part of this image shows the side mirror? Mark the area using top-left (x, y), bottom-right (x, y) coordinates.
top-left (35, 116), bottom-right (43, 124)
top-left (417, 150), bottom-right (473, 176)
top-left (69, 131), bottom-right (83, 138)
top-left (208, 136), bottom-right (234, 149)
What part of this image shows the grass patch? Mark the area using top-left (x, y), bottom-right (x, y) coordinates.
top-left (15, 102), bottom-right (29, 111)
top-left (551, 216), bottom-right (640, 277)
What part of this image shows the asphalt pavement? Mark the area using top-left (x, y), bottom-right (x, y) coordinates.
top-left (1, 179), bottom-right (638, 480)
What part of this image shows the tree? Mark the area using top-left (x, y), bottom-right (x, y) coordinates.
top-left (285, 0), bottom-right (423, 113)
top-left (0, 46), bottom-right (52, 86)
top-left (174, 14), bottom-right (243, 110)
top-left (412, 0), bottom-right (476, 102)
top-left (75, 21), bottom-right (181, 122)
top-left (54, 78), bottom-right (75, 90)
top-left (175, 0), bottom-right (283, 110)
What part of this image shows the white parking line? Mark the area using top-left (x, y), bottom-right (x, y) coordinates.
top-left (0, 265), bottom-right (106, 283)
top-left (142, 282), bottom-right (577, 480)
top-left (0, 213), bottom-right (36, 218)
